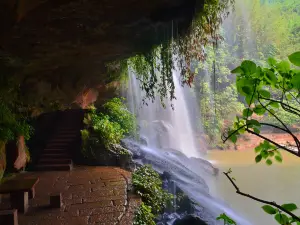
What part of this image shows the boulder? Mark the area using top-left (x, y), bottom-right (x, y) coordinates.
top-left (121, 139), bottom-right (144, 159)
top-left (81, 138), bottom-right (135, 171)
top-left (173, 215), bottom-right (208, 225)
top-left (139, 136), bottom-right (148, 146)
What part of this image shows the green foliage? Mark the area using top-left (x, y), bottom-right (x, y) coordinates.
top-left (15, 120), bottom-right (34, 141)
top-left (261, 204), bottom-right (300, 225)
top-left (195, 41), bottom-right (244, 145)
top-left (133, 203), bottom-right (156, 225)
top-left (254, 141), bottom-right (282, 165)
top-left (82, 98), bottom-right (136, 151)
top-left (0, 103), bottom-right (33, 141)
top-left (123, 0), bottom-right (234, 104)
top-left (132, 165), bottom-right (173, 215)
top-left (216, 213), bottom-right (237, 225)
top-left (199, 0), bottom-right (300, 147)
top-left (80, 129), bottom-right (90, 155)
top-left (222, 52), bottom-right (300, 225)
top-left (103, 97), bottom-right (136, 135)
top-left (90, 113), bottom-right (124, 149)
top-left (0, 103), bottom-right (18, 141)
top-left (224, 52), bottom-right (300, 163)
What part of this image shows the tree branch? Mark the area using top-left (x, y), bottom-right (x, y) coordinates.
top-left (224, 171), bottom-right (300, 222)
top-left (246, 128), bottom-right (299, 157)
top-left (259, 123), bottom-right (289, 133)
top-left (222, 125), bottom-right (247, 143)
top-left (258, 97), bottom-right (300, 153)
top-left (259, 96), bottom-right (300, 117)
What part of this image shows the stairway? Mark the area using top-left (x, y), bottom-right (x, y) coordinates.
top-left (35, 110), bottom-right (83, 171)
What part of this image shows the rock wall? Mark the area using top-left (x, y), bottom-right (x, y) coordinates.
top-left (0, 0), bottom-right (202, 106)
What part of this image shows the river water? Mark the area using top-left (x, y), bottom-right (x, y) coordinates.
top-left (207, 150), bottom-right (300, 225)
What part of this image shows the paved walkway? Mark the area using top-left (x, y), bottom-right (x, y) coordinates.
top-left (0, 166), bottom-right (140, 225)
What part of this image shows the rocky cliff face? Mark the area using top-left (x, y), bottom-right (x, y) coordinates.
top-left (0, 0), bottom-right (202, 107)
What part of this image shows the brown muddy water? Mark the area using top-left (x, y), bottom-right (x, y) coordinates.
top-left (206, 150), bottom-right (300, 225)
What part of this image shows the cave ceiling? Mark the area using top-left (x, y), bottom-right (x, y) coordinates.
top-left (0, 0), bottom-right (202, 108)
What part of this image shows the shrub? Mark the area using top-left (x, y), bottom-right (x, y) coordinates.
top-left (0, 103), bottom-right (18, 141)
top-left (103, 97), bottom-right (136, 135)
top-left (91, 113), bottom-right (124, 148)
top-left (132, 165), bottom-right (173, 215)
top-left (80, 129), bottom-right (89, 146)
top-left (134, 203), bottom-right (156, 225)
top-left (15, 121), bottom-right (34, 141)
top-left (0, 103), bottom-right (33, 141)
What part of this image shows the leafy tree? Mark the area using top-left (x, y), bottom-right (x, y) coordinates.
top-left (81, 98), bottom-right (136, 156)
top-left (194, 0), bottom-right (300, 145)
top-left (219, 52), bottom-right (300, 225)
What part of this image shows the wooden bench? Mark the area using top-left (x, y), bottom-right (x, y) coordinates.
top-left (0, 178), bottom-right (39, 213)
top-left (0, 209), bottom-right (18, 225)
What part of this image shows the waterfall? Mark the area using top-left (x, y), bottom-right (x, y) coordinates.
top-left (127, 69), bottom-right (202, 158)
top-left (123, 66), bottom-right (252, 225)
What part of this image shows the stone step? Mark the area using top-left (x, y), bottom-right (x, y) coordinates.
top-left (43, 149), bottom-right (69, 153)
top-left (55, 130), bottom-right (78, 133)
top-left (48, 139), bottom-right (75, 143)
top-left (36, 164), bottom-right (72, 171)
top-left (46, 143), bottom-right (70, 147)
top-left (55, 131), bottom-right (78, 134)
top-left (52, 134), bottom-right (78, 137)
top-left (40, 153), bottom-right (70, 159)
top-left (39, 158), bottom-right (72, 164)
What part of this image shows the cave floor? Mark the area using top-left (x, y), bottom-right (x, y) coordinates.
top-left (0, 166), bottom-right (140, 225)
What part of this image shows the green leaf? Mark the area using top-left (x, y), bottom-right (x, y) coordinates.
top-left (245, 95), bottom-right (253, 105)
top-left (277, 61), bottom-right (290, 73)
top-left (275, 213), bottom-right (289, 224)
top-left (269, 151), bottom-right (274, 157)
top-left (253, 127), bottom-right (260, 134)
top-left (255, 154), bottom-right (262, 163)
top-left (241, 60), bottom-right (257, 75)
top-left (229, 134), bottom-right (238, 143)
top-left (248, 119), bottom-right (261, 127)
top-left (261, 151), bottom-right (268, 159)
top-left (255, 145), bottom-right (262, 153)
top-left (275, 155), bottom-right (282, 163)
top-left (259, 89), bottom-right (271, 99)
top-left (268, 58), bottom-right (277, 66)
top-left (286, 94), bottom-right (293, 101)
top-left (253, 106), bottom-right (266, 115)
top-left (288, 51), bottom-right (300, 67)
top-left (291, 73), bottom-right (300, 90)
top-left (243, 108), bottom-right (253, 118)
top-left (262, 205), bottom-right (277, 214)
top-left (281, 203), bottom-right (297, 212)
top-left (269, 102), bottom-right (280, 108)
top-left (265, 70), bottom-right (277, 85)
top-left (266, 159), bottom-right (273, 165)
top-left (231, 66), bottom-right (244, 74)
top-left (242, 86), bottom-right (252, 95)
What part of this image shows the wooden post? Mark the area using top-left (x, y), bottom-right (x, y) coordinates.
top-left (29, 188), bottom-right (35, 199)
top-left (0, 209), bottom-right (18, 225)
top-left (10, 192), bottom-right (28, 214)
top-left (50, 193), bottom-right (62, 208)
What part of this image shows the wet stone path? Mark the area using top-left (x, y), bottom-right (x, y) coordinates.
top-left (0, 166), bottom-right (141, 225)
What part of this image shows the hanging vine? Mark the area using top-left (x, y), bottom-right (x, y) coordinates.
top-left (122, 0), bottom-right (235, 106)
